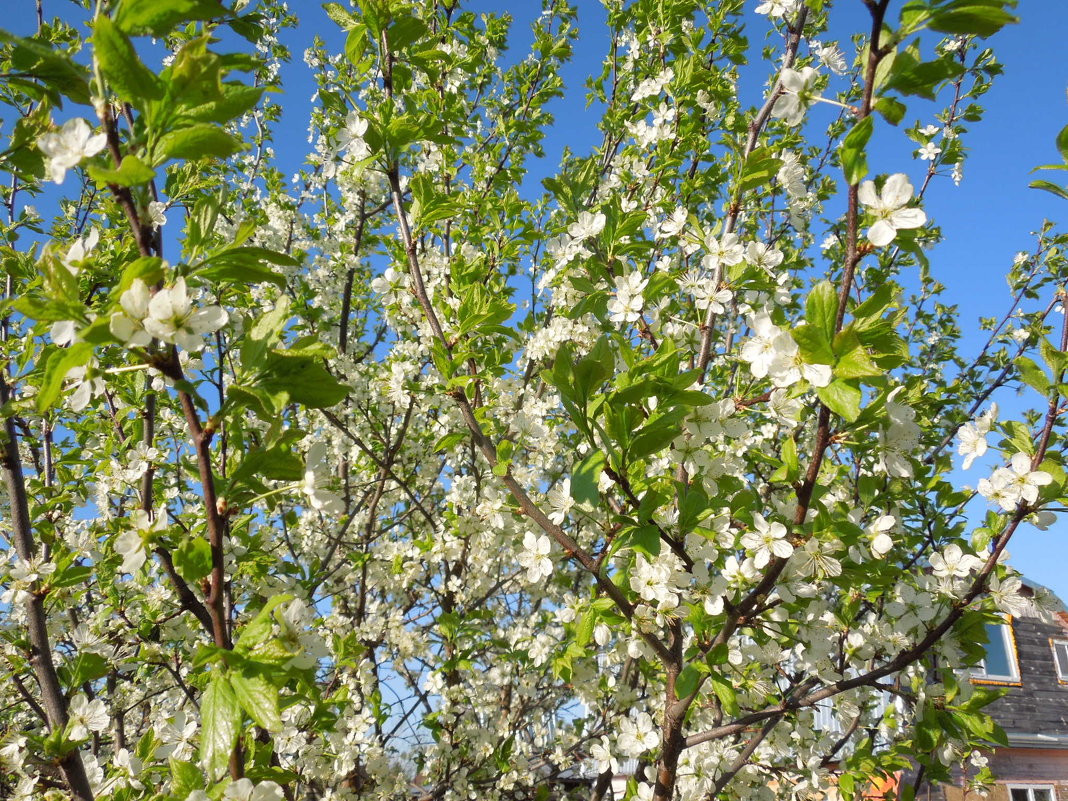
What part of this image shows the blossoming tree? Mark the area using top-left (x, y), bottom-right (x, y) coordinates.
top-left (0, 0), bottom-right (1065, 800)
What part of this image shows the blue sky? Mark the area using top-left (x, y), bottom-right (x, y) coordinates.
top-left (8, 0), bottom-right (1068, 597)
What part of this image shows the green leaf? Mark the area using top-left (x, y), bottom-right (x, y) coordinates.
top-left (1057, 123), bottom-right (1068, 164)
top-left (235, 595), bottom-right (293, 653)
top-left (170, 759), bottom-right (204, 798)
top-left (0, 32), bottom-right (92, 106)
top-left (38, 343), bottom-right (94, 413)
top-left (1015, 356), bottom-right (1050, 393)
top-left (230, 669), bottom-right (283, 733)
top-left (323, 2), bottom-right (359, 29)
top-left (93, 17), bottom-right (164, 105)
top-left (739, 148), bottom-right (783, 193)
top-left (780, 435), bottom-right (799, 482)
top-left (619, 525), bottom-right (661, 558)
top-left (179, 82), bottom-right (265, 125)
top-left (816, 379), bottom-right (863, 422)
top-left (116, 0), bottom-right (227, 37)
top-left (344, 27), bottom-right (369, 66)
top-left (571, 450), bottom-right (605, 507)
top-left (13, 296), bottom-right (84, 323)
top-left (839, 773), bottom-right (856, 798)
top-left (200, 672), bottom-right (242, 779)
top-left (792, 324), bottom-right (835, 366)
top-left (805, 280), bottom-right (838, 340)
top-left (1029, 179), bottom-right (1068, 201)
top-left (708, 672), bottom-right (739, 716)
top-left (195, 262), bottom-right (286, 289)
top-left (230, 444), bottom-right (304, 485)
top-left (841, 116), bottom-right (874, 185)
top-left (675, 663), bottom-right (706, 699)
top-left (155, 124), bottom-right (240, 163)
top-left (117, 256), bottom-right (165, 293)
top-left (208, 246), bottom-right (298, 268)
top-left (493, 439), bottom-right (514, 476)
top-left (434, 431), bottom-right (468, 453)
top-left (256, 353), bottom-right (349, 409)
top-left (86, 154), bottom-right (156, 187)
top-left (874, 96), bottom-right (906, 126)
top-left (239, 296), bottom-right (292, 368)
top-left (173, 537), bottom-right (212, 583)
top-left (929, 4), bottom-right (1018, 37)
top-left (59, 652), bottom-right (109, 688)
top-left (835, 342), bottom-right (882, 379)
top-left (886, 51), bottom-right (966, 100)
top-left (629, 417), bottom-right (683, 460)
top-left (575, 608), bottom-right (596, 648)
top-left (51, 564), bottom-right (93, 589)
top-left (1040, 338), bottom-right (1067, 376)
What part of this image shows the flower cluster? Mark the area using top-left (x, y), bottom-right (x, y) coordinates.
top-left (977, 453), bottom-right (1053, 511)
top-left (110, 278), bottom-right (228, 350)
top-left (607, 271), bottom-right (649, 324)
top-left (740, 313), bottom-right (831, 388)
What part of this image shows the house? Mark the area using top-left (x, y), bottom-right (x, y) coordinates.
top-left (933, 583), bottom-right (1068, 801)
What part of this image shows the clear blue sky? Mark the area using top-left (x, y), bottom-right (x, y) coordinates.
top-left (9, 0), bottom-right (1067, 596)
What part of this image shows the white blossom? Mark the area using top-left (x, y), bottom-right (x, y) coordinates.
top-left (869, 515), bottom-right (896, 558)
top-left (741, 514), bottom-right (793, 569)
top-left (917, 142), bottom-right (942, 161)
top-left (929, 544), bottom-right (983, 579)
top-left (617, 711), bottom-right (659, 756)
top-left (977, 452), bottom-right (1052, 511)
top-left (607, 271), bottom-right (648, 324)
top-left (545, 478), bottom-right (574, 524)
top-left (68, 695), bottom-right (109, 741)
top-left (518, 532), bottom-right (552, 583)
top-left (110, 279), bottom-right (154, 347)
top-left (567, 211), bottom-right (606, 242)
top-left (771, 67), bottom-right (821, 126)
top-left (147, 201), bottom-right (168, 228)
top-left (957, 403), bottom-right (997, 470)
top-left (589, 736), bottom-right (619, 775)
top-left (755, 0), bottom-right (800, 17)
top-left (303, 442), bottom-right (344, 515)
top-left (37, 118), bottom-right (107, 184)
top-left (810, 40), bottom-right (847, 74)
top-left (858, 174), bottom-right (927, 246)
top-left (223, 779), bottom-right (284, 801)
top-left (143, 278), bottom-right (229, 350)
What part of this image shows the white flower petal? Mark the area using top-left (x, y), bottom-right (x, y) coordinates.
top-left (867, 219), bottom-right (896, 247)
top-left (882, 173), bottom-right (914, 207)
top-left (889, 207), bottom-right (926, 230)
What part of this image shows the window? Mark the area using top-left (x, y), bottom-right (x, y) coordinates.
top-left (972, 622), bottom-right (1020, 683)
top-left (1053, 639), bottom-right (1068, 682)
top-left (1008, 785), bottom-right (1055, 801)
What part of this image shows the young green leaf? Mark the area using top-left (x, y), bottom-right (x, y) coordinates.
top-left (230, 668), bottom-right (283, 733)
top-left (816, 379), bottom-right (863, 422)
top-left (841, 116), bottom-right (874, 185)
top-left (93, 17), bottom-right (164, 105)
top-left (200, 672), bottom-right (242, 779)
top-left (115, 0), bottom-right (227, 37)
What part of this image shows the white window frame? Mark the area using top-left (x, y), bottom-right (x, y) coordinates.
top-left (972, 621), bottom-right (1020, 683)
top-left (1052, 638), bottom-right (1068, 682)
top-left (1006, 784), bottom-right (1056, 801)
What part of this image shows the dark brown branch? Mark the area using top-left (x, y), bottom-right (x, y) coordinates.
top-left (0, 376), bottom-right (95, 801)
